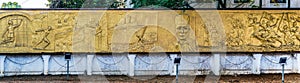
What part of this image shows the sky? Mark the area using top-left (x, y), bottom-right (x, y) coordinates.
top-left (0, 0), bottom-right (49, 8)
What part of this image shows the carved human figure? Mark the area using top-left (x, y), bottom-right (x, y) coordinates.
top-left (227, 19), bottom-right (244, 47)
top-left (177, 25), bottom-right (190, 40)
top-left (279, 24), bottom-right (291, 45)
top-left (260, 13), bottom-right (279, 31)
top-left (176, 25), bottom-right (196, 51)
top-left (1, 19), bottom-right (23, 45)
top-left (266, 21), bottom-right (280, 38)
top-left (131, 27), bottom-right (158, 52)
top-left (57, 15), bottom-right (69, 28)
top-left (33, 26), bottom-right (53, 50)
top-left (253, 19), bottom-right (281, 47)
top-left (202, 24), bottom-right (211, 47)
top-left (95, 25), bottom-right (104, 50)
top-left (248, 14), bottom-right (258, 27)
top-left (290, 21), bottom-right (299, 32)
top-left (289, 22), bottom-right (300, 45)
top-left (264, 13), bottom-right (278, 24)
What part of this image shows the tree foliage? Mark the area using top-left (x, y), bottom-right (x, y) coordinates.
top-left (1, 2), bottom-right (21, 8)
top-left (48, 0), bottom-right (124, 8)
top-left (129, 0), bottom-right (192, 9)
top-left (48, 0), bottom-right (192, 9)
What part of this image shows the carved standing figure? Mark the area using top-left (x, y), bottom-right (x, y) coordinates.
top-left (33, 26), bottom-right (53, 50)
top-left (248, 14), bottom-right (258, 27)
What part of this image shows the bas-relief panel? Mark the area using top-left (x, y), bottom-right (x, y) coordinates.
top-left (0, 11), bottom-right (77, 53)
top-left (0, 10), bottom-right (299, 53)
top-left (221, 11), bottom-right (300, 52)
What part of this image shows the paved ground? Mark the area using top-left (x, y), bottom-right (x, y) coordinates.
top-left (0, 74), bottom-right (300, 82)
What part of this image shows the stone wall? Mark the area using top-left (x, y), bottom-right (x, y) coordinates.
top-left (0, 53), bottom-right (298, 76)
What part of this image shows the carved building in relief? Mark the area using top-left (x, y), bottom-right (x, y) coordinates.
top-left (0, 10), bottom-right (299, 53)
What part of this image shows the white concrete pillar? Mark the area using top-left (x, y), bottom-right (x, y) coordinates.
top-left (87, 54), bottom-right (95, 75)
top-left (291, 54), bottom-right (297, 73)
top-left (296, 53), bottom-right (300, 73)
top-left (0, 55), bottom-right (6, 77)
top-left (252, 54), bottom-right (262, 74)
top-left (169, 54), bottom-right (177, 75)
top-left (128, 54), bottom-right (136, 76)
top-left (42, 55), bottom-right (50, 75)
top-left (210, 54), bottom-right (220, 75)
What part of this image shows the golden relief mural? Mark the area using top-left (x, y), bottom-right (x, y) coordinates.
top-left (0, 10), bottom-right (299, 53)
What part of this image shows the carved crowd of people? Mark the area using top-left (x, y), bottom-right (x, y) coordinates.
top-left (250, 12), bottom-right (300, 48)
